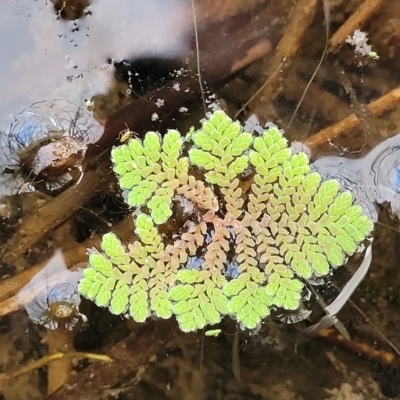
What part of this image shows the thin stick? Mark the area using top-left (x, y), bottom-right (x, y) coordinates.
top-left (231, 326), bottom-right (241, 381)
top-left (329, 0), bottom-right (385, 53)
top-left (190, 0), bottom-right (207, 112)
top-left (200, 330), bottom-right (205, 370)
top-left (0, 352), bottom-right (112, 384)
top-left (305, 85), bottom-right (400, 149)
top-left (287, 0), bottom-right (331, 129)
top-left (234, 60), bottom-right (283, 120)
top-left (346, 298), bottom-right (400, 358)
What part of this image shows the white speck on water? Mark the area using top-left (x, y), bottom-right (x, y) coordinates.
top-left (346, 30), bottom-right (378, 59)
top-left (174, 68), bottom-right (183, 77)
top-left (179, 107), bottom-right (188, 113)
top-left (151, 113), bottom-right (159, 121)
top-left (173, 82), bottom-right (180, 91)
top-left (156, 98), bottom-right (164, 108)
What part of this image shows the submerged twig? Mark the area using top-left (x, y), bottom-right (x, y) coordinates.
top-left (0, 151), bottom-right (109, 267)
top-left (319, 327), bottom-right (400, 369)
top-left (0, 351), bottom-right (112, 386)
top-left (304, 85), bottom-right (400, 149)
top-left (237, 0), bottom-right (319, 119)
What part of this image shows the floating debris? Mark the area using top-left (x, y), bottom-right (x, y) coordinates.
top-left (205, 329), bottom-right (221, 337)
top-left (155, 98), bottom-right (165, 108)
top-left (18, 249), bottom-right (86, 330)
top-left (346, 30), bottom-right (379, 60)
top-left (0, 99), bottom-right (103, 198)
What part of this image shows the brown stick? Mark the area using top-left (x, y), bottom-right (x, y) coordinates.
top-left (329, 0), bottom-right (386, 53)
top-left (319, 328), bottom-right (400, 369)
top-left (0, 351), bottom-right (112, 388)
top-left (241, 0), bottom-right (319, 118)
top-left (304, 85), bottom-right (400, 149)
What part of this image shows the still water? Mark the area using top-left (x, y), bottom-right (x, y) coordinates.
top-left (0, 0), bottom-right (400, 399)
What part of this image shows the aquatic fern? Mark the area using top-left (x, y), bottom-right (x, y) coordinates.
top-left (79, 215), bottom-right (174, 321)
top-left (79, 110), bottom-right (374, 332)
top-left (111, 130), bottom-right (188, 224)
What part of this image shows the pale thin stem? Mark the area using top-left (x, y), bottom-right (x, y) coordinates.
top-left (3, 352), bottom-right (112, 383)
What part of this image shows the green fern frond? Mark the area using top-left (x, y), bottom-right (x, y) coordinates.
top-left (80, 110), bottom-right (374, 332)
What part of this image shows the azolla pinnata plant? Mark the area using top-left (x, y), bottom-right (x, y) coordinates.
top-left (78, 111), bottom-right (374, 332)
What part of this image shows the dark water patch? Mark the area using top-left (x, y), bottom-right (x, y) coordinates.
top-left (113, 57), bottom-right (183, 99)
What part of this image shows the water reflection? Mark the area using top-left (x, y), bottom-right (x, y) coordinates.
top-left (0, 0), bottom-right (191, 123)
top-left (17, 249), bottom-right (85, 330)
top-left (312, 133), bottom-right (400, 222)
